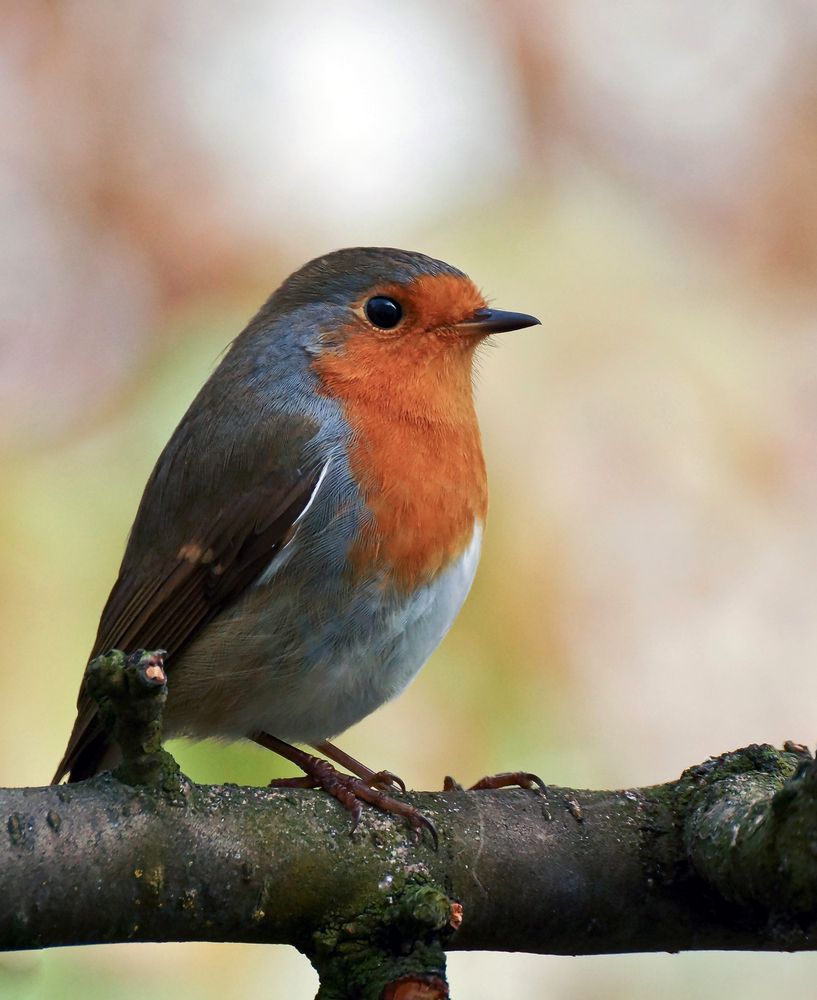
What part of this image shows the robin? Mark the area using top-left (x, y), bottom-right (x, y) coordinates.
top-left (53, 247), bottom-right (541, 842)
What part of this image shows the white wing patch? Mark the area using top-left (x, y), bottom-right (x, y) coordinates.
top-left (293, 457), bottom-right (331, 528)
top-left (255, 457), bottom-right (331, 586)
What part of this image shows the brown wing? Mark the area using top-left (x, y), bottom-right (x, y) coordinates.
top-left (53, 463), bottom-right (323, 783)
top-left (92, 467), bottom-right (321, 660)
top-left (53, 377), bottom-right (324, 782)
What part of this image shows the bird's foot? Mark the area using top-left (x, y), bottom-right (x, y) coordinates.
top-left (310, 739), bottom-right (405, 792)
top-left (266, 770), bottom-right (402, 793)
top-left (256, 732), bottom-right (435, 847)
top-left (443, 771), bottom-right (547, 793)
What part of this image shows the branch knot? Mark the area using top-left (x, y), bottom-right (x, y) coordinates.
top-left (84, 648), bottom-right (180, 789)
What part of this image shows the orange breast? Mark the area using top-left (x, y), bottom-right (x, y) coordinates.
top-left (314, 324), bottom-right (488, 594)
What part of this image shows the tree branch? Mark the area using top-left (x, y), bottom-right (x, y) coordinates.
top-left (3, 746), bottom-right (816, 946)
top-left (7, 653), bottom-right (816, 997)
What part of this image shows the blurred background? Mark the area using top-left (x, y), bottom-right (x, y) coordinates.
top-left (3, 0), bottom-right (817, 997)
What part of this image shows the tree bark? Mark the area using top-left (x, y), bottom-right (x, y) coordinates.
top-left (7, 653), bottom-right (814, 998)
top-left (3, 746), bottom-right (817, 943)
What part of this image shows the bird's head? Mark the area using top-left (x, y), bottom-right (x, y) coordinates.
top-left (273, 246), bottom-right (538, 349)
top-left (254, 247), bottom-right (540, 424)
top-left (232, 247), bottom-right (539, 430)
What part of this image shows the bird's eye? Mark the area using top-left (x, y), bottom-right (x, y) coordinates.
top-left (364, 296), bottom-right (403, 330)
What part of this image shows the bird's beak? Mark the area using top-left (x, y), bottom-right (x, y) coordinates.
top-left (455, 307), bottom-right (541, 336)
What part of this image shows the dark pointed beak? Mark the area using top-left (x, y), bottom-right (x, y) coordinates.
top-left (455, 307), bottom-right (541, 336)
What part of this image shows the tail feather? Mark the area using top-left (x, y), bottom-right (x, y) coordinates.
top-left (51, 709), bottom-right (112, 784)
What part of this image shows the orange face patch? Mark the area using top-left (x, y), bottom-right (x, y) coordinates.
top-left (314, 272), bottom-right (489, 593)
top-left (369, 272), bottom-right (487, 335)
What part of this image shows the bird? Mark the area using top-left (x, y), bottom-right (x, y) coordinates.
top-left (53, 247), bottom-right (541, 840)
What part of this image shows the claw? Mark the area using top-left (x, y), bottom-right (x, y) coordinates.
top-left (370, 769), bottom-right (406, 793)
top-left (467, 770), bottom-right (548, 794)
top-left (417, 813), bottom-right (439, 850)
top-left (515, 772), bottom-right (548, 792)
top-left (348, 799), bottom-right (363, 834)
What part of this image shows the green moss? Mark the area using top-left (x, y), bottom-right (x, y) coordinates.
top-left (309, 874), bottom-right (453, 1000)
top-left (668, 745), bottom-right (817, 913)
top-left (85, 649), bottom-right (186, 790)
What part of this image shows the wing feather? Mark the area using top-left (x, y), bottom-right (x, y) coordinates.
top-left (53, 399), bottom-right (327, 783)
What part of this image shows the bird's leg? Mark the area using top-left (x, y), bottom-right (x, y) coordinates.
top-left (311, 739), bottom-right (406, 792)
top-left (443, 771), bottom-right (548, 793)
top-left (252, 731), bottom-right (436, 847)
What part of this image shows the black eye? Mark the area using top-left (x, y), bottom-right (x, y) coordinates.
top-left (365, 296), bottom-right (403, 330)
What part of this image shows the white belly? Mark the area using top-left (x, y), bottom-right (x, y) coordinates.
top-left (257, 522), bottom-right (484, 742)
top-left (167, 524), bottom-right (484, 745)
